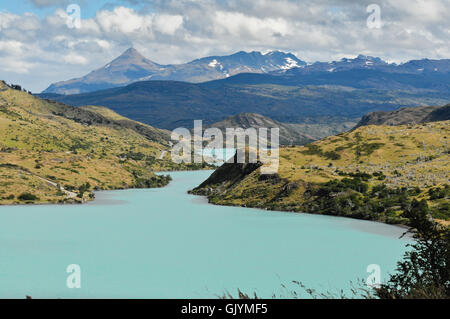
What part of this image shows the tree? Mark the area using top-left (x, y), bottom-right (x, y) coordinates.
top-left (375, 199), bottom-right (450, 299)
top-left (77, 182), bottom-right (91, 198)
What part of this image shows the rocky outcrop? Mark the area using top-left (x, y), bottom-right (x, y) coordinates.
top-left (190, 153), bottom-right (263, 196)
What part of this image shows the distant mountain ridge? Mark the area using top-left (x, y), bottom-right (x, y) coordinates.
top-left (281, 55), bottom-right (450, 76)
top-left (43, 48), bottom-right (306, 94)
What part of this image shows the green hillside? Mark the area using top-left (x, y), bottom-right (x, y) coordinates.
top-left (191, 121), bottom-right (450, 226)
top-left (0, 81), bottom-right (202, 205)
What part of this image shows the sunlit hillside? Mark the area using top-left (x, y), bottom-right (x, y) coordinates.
top-left (0, 81), bottom-right (201, 205)
top-left (192, 121), bottom-right (450, 225)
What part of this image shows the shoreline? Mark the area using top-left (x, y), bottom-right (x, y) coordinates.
top-left (0, 169), bottom-right (214, 208)
top-left (188, 190), bottom-right (413, 233)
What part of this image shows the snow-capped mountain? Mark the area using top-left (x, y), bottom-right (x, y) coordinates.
top-left (280, 55), bottom-right (391, 75)
top-left (283, 54), bottom-right (450, 76)
top-left (43, 48), bottom-right (306, 94)
top-left (43, 48), bottom-right (450, 95)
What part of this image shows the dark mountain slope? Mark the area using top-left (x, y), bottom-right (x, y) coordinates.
top-left (203, 68), bottom-right (450, 91)
top-left (423, 104), bottom-right (450, 123)
top-left (354, 104), bottom-right (450, 128)
top-left (210, 113), bottom-right (315, 145)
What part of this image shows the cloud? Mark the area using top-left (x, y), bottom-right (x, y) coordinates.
top-left (63, 53), bottom-right (89, 65)
top-left (97, 7), bottom-right (149, 34)
top-left (153, 14), bottom-right (183, 35)
top-left (0, 0), bottom-right (448, 92)
top-left (0, 40), bottom-right (25, 56)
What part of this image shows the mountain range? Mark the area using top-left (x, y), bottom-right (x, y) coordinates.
top-left (43, 48), bottom-right (305, 94)
top-left (43, 48), bottom-right (450, 96)
top-left (38, 48), bottom-right (450, 137)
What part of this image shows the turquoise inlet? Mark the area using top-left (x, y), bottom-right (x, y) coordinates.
top-left (0, 171), bottom-right (409, 298)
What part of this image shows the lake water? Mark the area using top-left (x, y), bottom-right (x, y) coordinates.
top-left (0, 170), bottom-right (409, 299)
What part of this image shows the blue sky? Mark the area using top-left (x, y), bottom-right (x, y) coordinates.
top-left (0, 0), bottom-right (146, 18)
top-left (0, 0), bottom-right (448, 92)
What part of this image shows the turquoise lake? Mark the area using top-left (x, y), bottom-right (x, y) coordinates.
top-left (0, 170), bottom-right (410, 298)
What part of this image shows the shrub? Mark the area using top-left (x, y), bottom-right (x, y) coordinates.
top-left (324, 151), bottom-right (341, 160)
top-left (428, 185), bottom-right (449, 200)
top-left (18, 193), bottom-right (39, 201)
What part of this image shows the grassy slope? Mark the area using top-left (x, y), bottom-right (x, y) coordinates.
top-left (0, 81), bottom-right (194, 205)
top-left (192, 121), bottom-right (450, 224)
top-left (80, 105), bottom-right (172, 145)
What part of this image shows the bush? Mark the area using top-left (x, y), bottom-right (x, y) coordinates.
top-left (324, 151), bottom-right (341, 160)
top-left (428, 185), bottom-right (449, 200)
top-left (18, 193), bottom-right (39, 201)
top-left (135, 175), bottom-right (172, 188)
top-left (77, 182), bottom-right (91, 198)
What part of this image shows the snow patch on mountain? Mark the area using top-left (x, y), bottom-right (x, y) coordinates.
top-left (208, 59), bottom-right (223, 70)
top-left (280, 57), bottom-right (300, 70)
